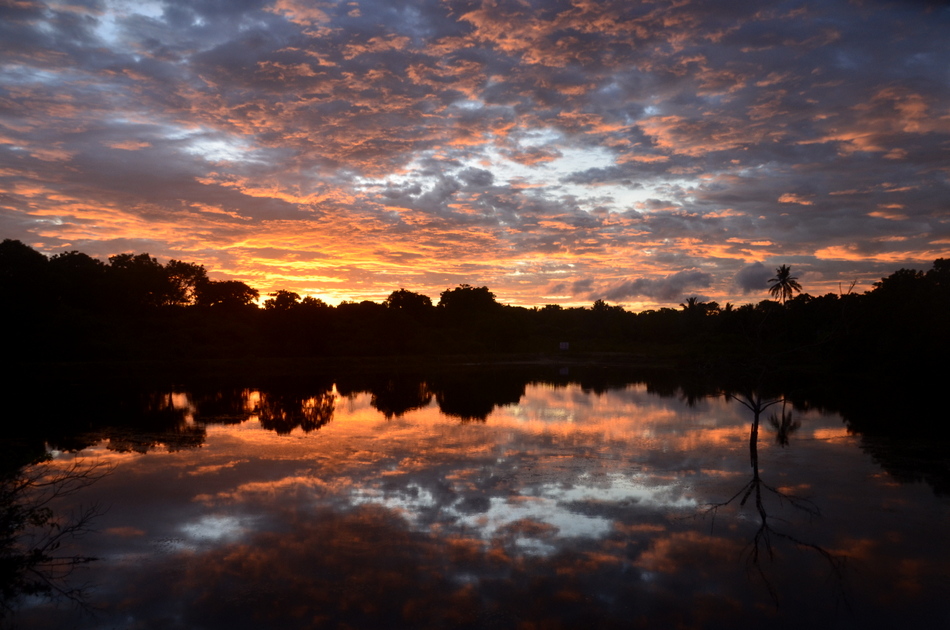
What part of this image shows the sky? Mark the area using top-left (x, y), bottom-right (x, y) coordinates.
top-left (1, 0), bottom-right (948, 309)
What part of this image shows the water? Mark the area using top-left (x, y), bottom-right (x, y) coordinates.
top-left (5, 371), bottom-right (949, 629)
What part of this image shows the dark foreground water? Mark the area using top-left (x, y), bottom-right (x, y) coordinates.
top-left (4, 370), bottom-right (949, 629)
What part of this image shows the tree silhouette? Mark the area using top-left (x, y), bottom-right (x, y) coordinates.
top-left (196, 279), bottom-right (259, 309)
top-left (679, 296), bottom-right (718, 316)
top-left (767, 265), bottom-right (802, 305)
top-left (48, 251), bottom-right (108, 310)
top-left (263, 290), bottom-right (300, 311)
top-left (0, 239), bottom-right (49, 314)
top-left (680, 296), bottom-right (701, 311)
top-left (163, 260), bottom-right (208, 305)
top-left (438, 284), bottom-right (499, 314)
top-left (0, 239), bottom-right (47, 283)
top-left (108, 253), bottom-right (181, 308)
top-left (385, 288), bottom-right (433, 315)
top-left (299, 295), bottom-right (329, 310)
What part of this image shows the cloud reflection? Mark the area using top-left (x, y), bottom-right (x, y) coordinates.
top-left (20, 381), bottom-right (950, 629)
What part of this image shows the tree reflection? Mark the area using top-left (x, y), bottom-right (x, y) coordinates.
top-left (430, 372), bottom-right (526, 422)
top-left (257, 390), bottom-right (336, 435)
top-left (767, 404), bottom-right (801, 448)
top-left (189, 388), bottom-right (258, 426)
top-left (1, 454), bottom-right (111, 622)
top-left (368, 376), bottom-right (433, 419)
top-left (96, 391), bottom-right (208, 453)
top-left (707, 392), bottom-right (846, 604)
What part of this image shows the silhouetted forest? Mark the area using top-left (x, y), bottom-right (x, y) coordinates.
top-left (2, 239), bottom-right (948, 376)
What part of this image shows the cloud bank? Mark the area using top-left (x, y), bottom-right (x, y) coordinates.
top-left (1, 0), bottom-right (948, 307)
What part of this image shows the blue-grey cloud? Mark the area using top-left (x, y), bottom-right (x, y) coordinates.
top-left (734, 263), bottom-right (773, 295)
top-left (602, 270), bottom-right (714, 303)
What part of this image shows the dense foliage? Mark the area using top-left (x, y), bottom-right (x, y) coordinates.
top-left (2, 239), bottom-right (947, 375)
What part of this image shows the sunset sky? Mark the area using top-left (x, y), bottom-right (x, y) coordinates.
top-left (2, 0), bottom-right (948, 309)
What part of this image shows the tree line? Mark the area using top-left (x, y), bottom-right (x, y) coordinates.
top-left (2, 239), bottom-right (947, 373)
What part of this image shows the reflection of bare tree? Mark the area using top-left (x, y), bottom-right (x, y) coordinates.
top-left (257, 390), bottom-right (335, 435)
top-left (706, 392), bottom-right (846, 604)
top-left (1, 456), bottom-right (111, 622)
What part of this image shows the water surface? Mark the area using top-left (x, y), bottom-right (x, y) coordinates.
top-left (9, 375), bottom-right (949, 629)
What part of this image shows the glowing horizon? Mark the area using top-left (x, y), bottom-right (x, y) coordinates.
top-left (2, 0), bottom-right (948, 310)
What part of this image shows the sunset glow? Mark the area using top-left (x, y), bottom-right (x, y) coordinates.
top-left (2, 0), bottom-right (948, 308)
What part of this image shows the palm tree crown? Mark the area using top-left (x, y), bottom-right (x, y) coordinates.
top-left (768, 264), bottom-right (802, 304)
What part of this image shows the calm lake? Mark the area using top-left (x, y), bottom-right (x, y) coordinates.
top-left (5, 367), bottom-right (949, 629)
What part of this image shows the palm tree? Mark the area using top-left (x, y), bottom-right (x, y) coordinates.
top-left (767, 264), bottom-right (802, 305)
top-left (680, 296), bottom-right (701, 312)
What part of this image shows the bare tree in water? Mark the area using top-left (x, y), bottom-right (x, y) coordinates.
top-left (1, 455), bottom-right (111, 623)
top-left (703, 391), bottom-right (847, 605)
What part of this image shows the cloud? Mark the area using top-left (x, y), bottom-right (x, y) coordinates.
top-left (734, 262), bottom-right (773, 294)
top-left (1, 0), bottom-right (948, 307)
top-left (602, 270), bottom-right (713, 303)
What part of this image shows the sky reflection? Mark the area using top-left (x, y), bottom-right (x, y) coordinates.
top-left (20, 382), bottom-right (950, 629)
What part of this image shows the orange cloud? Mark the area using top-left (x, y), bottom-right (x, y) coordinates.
top-left (106, 140), bottom-right (152, 150)
top-left (778, 193), bottom-right (814, 205)
top-left (267, 0), bottom-right (330, 26)
top-left (868, 208), bottom-right (908, 221)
